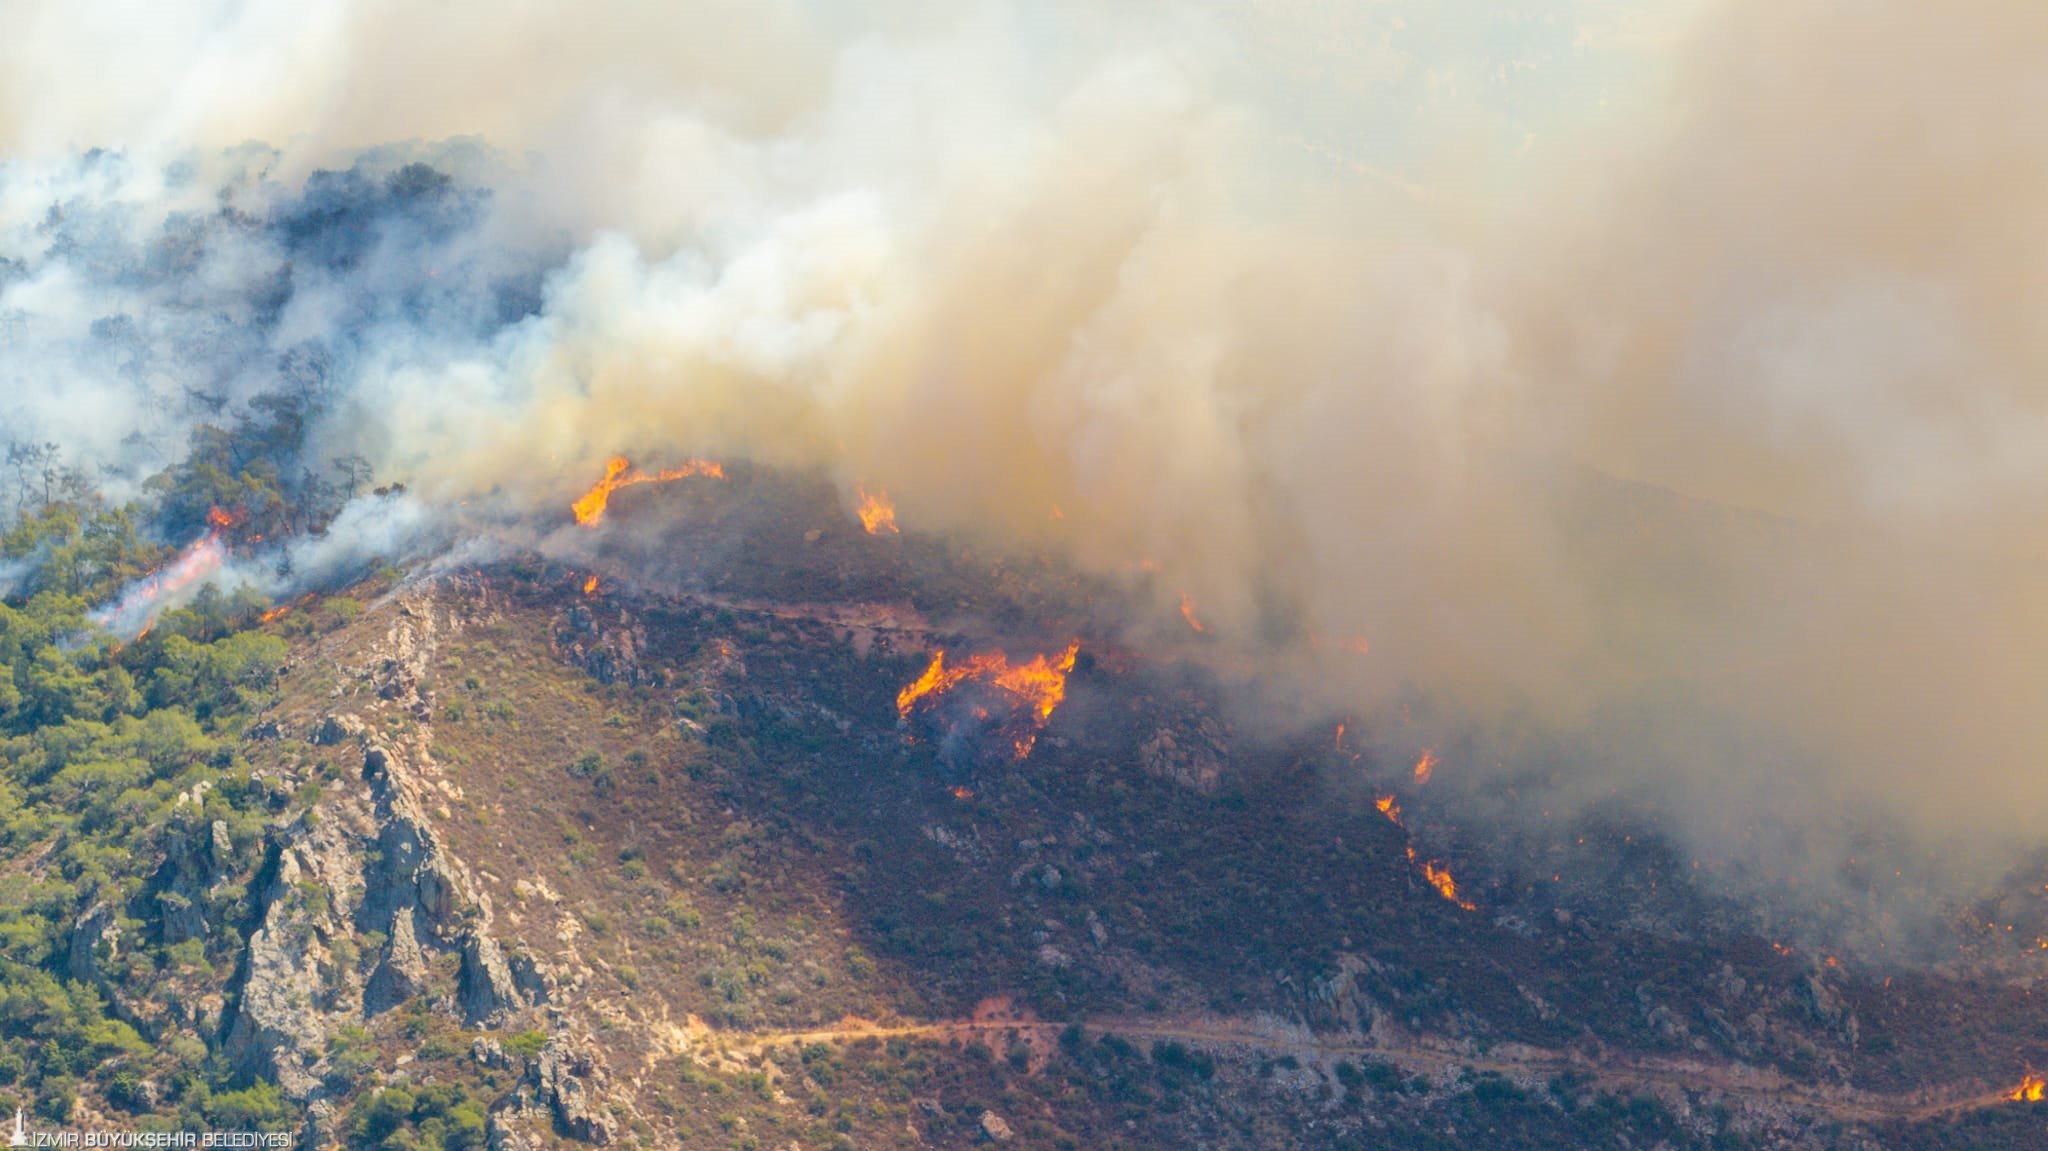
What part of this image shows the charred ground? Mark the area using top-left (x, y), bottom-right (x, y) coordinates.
top-left (9, 468), bottom-right (2048, 1150)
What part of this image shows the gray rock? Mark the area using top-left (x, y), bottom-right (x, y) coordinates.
top-left (507, 950), bottom-right (553, 1005)
top-left (153, 824), bottom-right (215, 943)
top-left (458, 934), bottom-right (524, 1025)
top-left (208, 821), bottom-right (235, 885)
top-left (222, 842), bottom-right (341, 1100)
top-left (1138, 720), bottom-right (1227, 794)
top-left (309, 713), bottom-right (365, 746)
top-left (472, 1037), bottom-right (513, 1070)
top-left (979, 1111), bottom-right (1014, 1142)
top-left (364, 912), bottom-right (430, 1015)
top-left (67, 902), bottom-right (119, 984)
top-left (1708, 962), bottom-right (1748, 1003)
top-left (531, 1038), bottom-right (620, 1145)
top-left (486, 1090), bottom-right (546, 1151)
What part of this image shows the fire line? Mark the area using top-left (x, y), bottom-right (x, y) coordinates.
top-left (572, 456), bottom-right (725, 526)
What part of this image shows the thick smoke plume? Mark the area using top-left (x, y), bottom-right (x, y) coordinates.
top-left (4, 0), bottom-right (2046, 927)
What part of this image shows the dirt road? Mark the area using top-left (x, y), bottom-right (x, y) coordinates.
top-left (698, 1003), bottom-right (2019, 1128)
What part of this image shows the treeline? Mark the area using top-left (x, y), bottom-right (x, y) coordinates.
top-left (0, 499), bottom-right (297, 1133)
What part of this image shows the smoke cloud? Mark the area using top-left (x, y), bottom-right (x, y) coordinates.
top-left (4, 0), bottom-right (2045, 928)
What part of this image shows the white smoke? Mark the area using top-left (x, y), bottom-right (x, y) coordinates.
top-left (6, 0), bottom-right (2048, 925)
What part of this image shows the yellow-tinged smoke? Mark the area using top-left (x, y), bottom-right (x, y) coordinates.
top-left (10, 0), bottom-right (2048, 901)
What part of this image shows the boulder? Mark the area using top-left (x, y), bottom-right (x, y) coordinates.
top-left (531, 1038), bottom-right (619, 1145)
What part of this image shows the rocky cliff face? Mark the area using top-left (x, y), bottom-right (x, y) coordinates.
top-left (216, 589), bottom-right (623, 1148)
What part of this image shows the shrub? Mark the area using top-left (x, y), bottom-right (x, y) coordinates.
top-left (505, 1030), bottom-right (548, 1060)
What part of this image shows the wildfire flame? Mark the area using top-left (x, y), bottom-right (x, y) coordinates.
top-left (94, 506), bottom-right (240, 640)
top-left (1378, 792), bottom-right (1475, 910)
top-left (583, 575), bottom-right (599, 595)
top-left (259, 605), bottom-right (290, 624)
top-left (1421, 860), bottom-right (1478, 911)
top-left (950, 786), bottom-right (976, 800)
top-left (1413, 749), bottom-right (1437, 785)
top-left (1178, 590), bottom-right (1206, 633)
top-left (895, 640), bottom-right (1081, 759)
top-left (856, 485), bottom-right (899, 535)
top-left (2009, 1073), bottom-right (2046, 1102)
top-left (571, 456), bottom-right (725, 526)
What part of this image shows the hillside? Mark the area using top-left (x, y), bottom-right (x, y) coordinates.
top-left (4, 471), bottom-right (2047, 1150)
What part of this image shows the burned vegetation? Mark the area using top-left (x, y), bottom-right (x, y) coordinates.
top-left (1, 455), bottom-right (2047, 1150)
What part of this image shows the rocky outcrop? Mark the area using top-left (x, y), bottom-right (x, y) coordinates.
top-left (309, 713), bottom-right (364, 746)
top-left (1139, 719), bottom-right (1227, 795)
top-left (151, 817), bottom-right (228, 944)
top-left (458, 934), bottom-right (525, 1024)
top-left (555, 604), bottom-right (654, 686)
top-left (67, 901), bottom-right (120, 984)
top-left (63, 898), bottom-right (175, 1042)
top-left (471, 1037), bottom-right (513, 1071)
top-left (1306, 954), bottom-right (1387, 1039)
top-left (531, 1038), bottom-right (620, 1145)
top-left (1795, 970), bottom-right (1860, 1048)
top-left (362, 912), bottom-right (429, 1015)
top-left (485, 1091), bottom-right (547, 1151)
top-left (223, 826), bottom-right (356, 1099)
top-left (487, 1037), bottom-right (621, 1147)
top-left (221, 591), bottom-right (546, 1113)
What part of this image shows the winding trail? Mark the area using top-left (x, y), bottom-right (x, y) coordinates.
top-left (693, 1002), bottom-right (2020, 1128)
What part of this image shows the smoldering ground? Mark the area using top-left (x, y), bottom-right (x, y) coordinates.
top-left (3, 0), bottom-right (2046, 947)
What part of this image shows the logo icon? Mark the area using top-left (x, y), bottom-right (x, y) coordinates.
top-left (8, 1105), bottom-right (26, 1147)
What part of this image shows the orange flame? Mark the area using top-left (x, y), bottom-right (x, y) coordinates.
top-left (2009, 1073), bottom-right (2046, 1102)
top-left (1179, 591), bottom-right (1205, 633)
top-left (583, 575), bottom-right (599, 595)
top-left (95, 524), bottom-right (231, 639)
top-left (896, 655), bottom-right (954, 718)
top-left (110, 617), bottom-right (158, 656)
top-left (950, 786), bottom-right (976, 800)
top-left (259, 605), bottom-right (291, 624)
top-left (1377, 791), bottom-right (1474, 910)
top-left (1421, 860), bottom-right (1478, 911)
top-left (205, 505), bottom-right (242, 530)
top-left (856, 485), bottom-right (899, 535)
top-left (895, 640), bottom-right (1081, 759)
top-left (1347, 636), bottom-right (1370, 655)
top-left (1334, 722), bottom-right (1347, 749)
top-left (1413, 749), bottom-right (1437, 785)
top-left (572, 456), bottom-right (725, 526)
